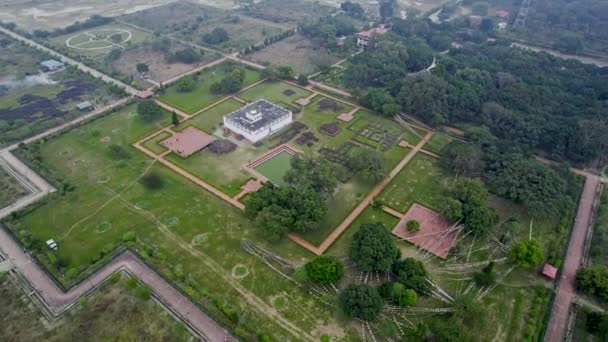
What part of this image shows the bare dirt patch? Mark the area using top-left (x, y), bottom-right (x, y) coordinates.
top-left (111, 45), bottom-right (215, 82)
top-left (247, 34), bottom-right (339, 75)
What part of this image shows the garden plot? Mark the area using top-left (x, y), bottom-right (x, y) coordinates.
top-left (0, 164), bottom-right (30, 208)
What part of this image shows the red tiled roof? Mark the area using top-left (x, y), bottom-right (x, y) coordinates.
top-left (136, 90), bottom-right (154, 99)
top-left (356, 26), bottom-right (389, 39)
top-left (542, 264), bottom-right (558, 280)
top-left (161, 127), bottom-right (216, 158)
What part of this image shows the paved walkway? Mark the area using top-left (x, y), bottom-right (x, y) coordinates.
top-left (0, 27), bottom-right (138, 95)
top-left (288, 131), bottom-right (434, 255)
top-left (308, 80), bottom-right (353, 98)
top-left (0, 228), bottom-right (236, 341)
top-left (544, 173), bottom-right (600, 341)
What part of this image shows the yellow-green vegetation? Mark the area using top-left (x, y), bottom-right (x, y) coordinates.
top-left (0, 274), bottom-right (194, 341)
top-left (0, 166), bottom-right (29, 208)
top-left (424, 133), bottom-right (453, 154)
top-left (238, 80), bottom-right (312, 104)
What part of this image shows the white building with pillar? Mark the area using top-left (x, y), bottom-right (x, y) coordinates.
top-left (223, 99), bottom-right (293, 143)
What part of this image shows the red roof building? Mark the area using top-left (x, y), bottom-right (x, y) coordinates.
top-left (136, 89), bottom-right (154, 99)
top-left (542, 263), bottom-right (558, 280)
top-left (356, 25), bottom-right (389, 48)
top-left (495, 10), bottom-right (510, 19)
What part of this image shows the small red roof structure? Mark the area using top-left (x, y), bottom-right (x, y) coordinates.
top-left (356, 25), bottom-right (389, 39)
top-left (136, 89), bottom-right (154, 99)
top-left (542, 263), bottom-right (558, 280)
top-left (495, 10), bottom-right (510, 19)
top-left (161, 127), bottom-right (216, 158)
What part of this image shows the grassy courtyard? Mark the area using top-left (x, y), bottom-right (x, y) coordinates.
top-left (158, 62), bottom-right (261, 114)
top-left (378, 153), bottom-right (453, 213)
top-left (253, 150), bottom-right (294, 186)
top-left (238, 80), bottom-right (312, 104)
top-left (5, 100), bottom-right (359, 341)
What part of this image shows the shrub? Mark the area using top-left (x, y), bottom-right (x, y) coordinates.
top-left (124, 277), bottom-right (138, 289)
top-left (406, 220), bottom-right (420, 232)
top-left (140, 172), bottom-right (163, 190)
top-left (108, 144), bottom-right (130, 160)
top-left (305, 256), bottom-right (344, 284)
top-left (122, 231), bottom-right (136, 242)
top-left (135, 285), bottom-right (152, 300)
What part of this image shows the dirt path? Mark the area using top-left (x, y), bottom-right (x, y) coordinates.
top-left (0, 27), bottom-right (138, 95)
top-left (308, 80), bottom-right (353, 98)
top-left (288, 131), bottom-right (434, 255)
top-left (544, 173), bottom-right (600, 342)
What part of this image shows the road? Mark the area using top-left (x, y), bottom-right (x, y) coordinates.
top-left (0, 26), bottom-right (138, 95)
top-left (0, 228), bottom-right (236, 341)
top-left (544, 173), bottom-right (600, 342)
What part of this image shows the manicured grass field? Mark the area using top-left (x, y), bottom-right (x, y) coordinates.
top-left (424, 133), bottom-right (453, 154)
top-left (378, 153), bottom-right (452, 213)
top-left (5, 101), bottom-right (356, 341)
top-left (158, 63), bottom-right (260, 114)
top-left (253, 151), bottom-right (294, 186)
top-left (0, 167), bottom-right (29, 208)
top-left (176, 98), bottom-right (243, 134)
top-left (142, 131), bottom-right (171, 155)
top-left (0, 275), bottom-right (193, 341)
top-left (238, 80), bottom-right (311, 104)
top-left (49, 24), bottom-right (153, 58)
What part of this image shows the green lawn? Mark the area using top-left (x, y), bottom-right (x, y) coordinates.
top-left (5, 101), bottom-right (357, 341)
top-left (378, 153), bottom-right (452, 213)
top-left (158, 63), bottom-right (260, 114)
top-left (0, 274), bottom-right (194, 341)
top-left (253, 151), bottom-right (294, 186)
top-left (590, 190), bottom-right (608, 266)
top-left (424, 133), bottom-right (453, 154)
top-left (142, 131), bottom-right (171, 155)
top-left (238, 80), bottom-right (311, 104)
top-left (176, 98), bottom-right (243, 134)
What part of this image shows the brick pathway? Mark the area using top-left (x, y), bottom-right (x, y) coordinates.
top-left (544, 173), bottom-right (600, 341)
top-left (0, 228), bottom-right (236, 341)
top-left (287, 131), bottom-right (434, 255)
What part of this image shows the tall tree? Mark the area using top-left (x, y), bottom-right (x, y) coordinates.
top-left (349, 223), bottom-right (400, 272)
top-left (339, 284), bottom-right (384, 321)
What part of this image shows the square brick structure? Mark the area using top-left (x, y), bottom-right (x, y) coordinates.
top-left (391, 203), bottom-right (457, 259)
top-left (161, 127), bottom-right (216, 158)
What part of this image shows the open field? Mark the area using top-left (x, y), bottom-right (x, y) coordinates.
top-left (0, 33), bottom-right (119, 145)
top-left (247, 34), bottom-right (340, 75)
top-left (0, 0), bottom-right (176, 32)
top-left (378, 153), bottom-right (452, 213)
top-left (122, 1), bottom-right (290, 53)
top-left (242, 0), bottom-right (336, 24)
top-left (5, 101), bottom-right (359, 341)
top-left (238, 80), bottom-right (312, 104)
top-left (158, 61), bottom-right (261, 114)
top-left (110, 42), bottom-right (221, 83)
top-left (0, 274), bottom-right (194, 341)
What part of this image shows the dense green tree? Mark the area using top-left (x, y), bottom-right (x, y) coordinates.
top-left (510, 238), bottom-right (543, 268)
top-left (379, 0), bottom-right (396, 21)
top-left (488, 153), bottom-right (573, 218)
top-left (245, 183), bottom-right (327, 240)
top-left (136, 63), bottom-right (149, 73)
top-left (341, 1), bottom-right (365, 18)
top-left (254, 205), bottom-right (293, 242)
top-left (339, 284), bottom-right (384, 321)
top-left (176, 76), bottom-right (196, 92)
top-left (439, 198), bottom-right (463, 222)
top-left (576, 266), bottom-right (608, 301)
top-left (203, 27), bottom-right (229, 45)
top-left (392, 258), bottom-right (430, 295)
top-left (378, 282), bottom-right (418, 306)
top-left (305, 256), bottom-right (344, 284)
top-left (439, 141), bottom-right (485, 177)
top-left (210, 75), bottom-right (242, 94)
top-left (284, 156), bottom-right (337, 195)
top-left (348, 149), bottom-right (386, 183)
top-left (137, 100), bottom-right (163, 121)
top-left (344, 38), bottom-right (409, 88)
top-left (171, 111), bottom-right (180, 126)
top-left (168, 48), bottom-right (203, 64)
top-left (349, 223), bottom-right (400, 272)
top-left (397, 74), bottom-right (449, 126)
